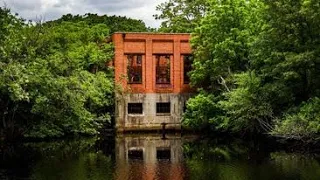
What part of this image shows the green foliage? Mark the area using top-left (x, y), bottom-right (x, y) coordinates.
top-left (48, 13), bottom-right (150, 33)
top-left (183, 0), bottom-right (320, 138)
top-left (0, 8), bottom-right (115, 139)
top-left (252, 0), bottom-right (320, 105)
top-left (183, 92), bottom-right (225, 130)
top-left (273, 97), bottom-right (320, 139)
top-left (220, 72), bottom-right (273, 133)
top-left (184, 0), bottom-right (269, 134)
top-left (251, 0), bottom-right (320, 138)
top-left (190, 0), bottom-right (264, 91)
top-left (154, 0), bottom-right (208, 32)
top-left (24, 22), bottom-right (114, 138)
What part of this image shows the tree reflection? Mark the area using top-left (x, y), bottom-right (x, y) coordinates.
top-left (26, 138), bottom-right (115, 180)
top-left (183, 138), bottom-right (320, 180)
top-left (2, 135), bottom-right (320, 180)
top-left (271, 152), bottom-right (320, 180)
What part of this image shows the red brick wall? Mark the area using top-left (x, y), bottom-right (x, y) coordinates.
top-left (112, 32), bottom-right (194, 93)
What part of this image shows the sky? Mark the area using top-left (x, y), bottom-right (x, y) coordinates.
top-left (2, 0), bottom-right (167, 28)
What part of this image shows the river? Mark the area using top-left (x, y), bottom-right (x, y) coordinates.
top-left (1, 133), bottom-right (320, 180)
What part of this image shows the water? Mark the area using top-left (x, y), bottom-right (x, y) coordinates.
top-left (1, 134), bottom-right (320, 180)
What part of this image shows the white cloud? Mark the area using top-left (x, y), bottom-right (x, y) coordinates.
top-left (2, 0), bottom-right (167, 27)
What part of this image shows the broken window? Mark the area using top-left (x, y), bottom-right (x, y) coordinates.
top-left (156, 148), bottom-right (171, 160)
top-left (128, 103), bottom-right (143, 114)
top-left (127, 54), bottom-right (142, 84)
top-left (183, 55), bottom-right (193, 84)
top-left (128, 149), bottom-right (143, 160)
top-left (156, 102), bottom-right (171, 114)
top-left (156, 55), bottom-right (171, 84)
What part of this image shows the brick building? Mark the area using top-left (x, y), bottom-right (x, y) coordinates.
top-left (112, 32), bottom-right (194, 132)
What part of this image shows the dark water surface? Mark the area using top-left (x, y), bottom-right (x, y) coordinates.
top-left (1, 134), bottom-right (320, 180)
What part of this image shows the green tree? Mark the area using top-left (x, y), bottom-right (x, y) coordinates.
top-left (48, 13), bottom-right (150, 33)
top-left (183, 92), bottom-right (225, 130)
top-left (154, 0), bottom-right (208, 32)
top-left (219, 72), bottom-right (273, 133)
top-left (0, 8), bottom-right (114, 139)
top-left (251, 0), bottom-right (320, 138)
top-left (273, 97), bottom-right (320, 139)
top-left (25, 22), bottom-right (114, 138)
top-left (0, 7), bottom-right (30, 139)
top-left (186, 0), bottom-right (320, 138)
top-left (183, 0), bottom-right (267, 133)
top-left (252, 0), bottom-right (320, 107)
top-left (190, 0), bottom-right (264, 92)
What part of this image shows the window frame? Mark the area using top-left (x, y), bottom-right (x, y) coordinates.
top-left (183, 54), bottom-right (193, 84)
top-left (127, 54), bottom-right (143, 84)
top-left (128, 149), bottom-right (144, 160)
top-left (127, 103), bottom-right (143, 114)
top-left (155, 54), bottom-right (171, 84)
top-left (156, 147), bottom-right (171, 160)
top-left (156, 102), bottom-right (171, 115)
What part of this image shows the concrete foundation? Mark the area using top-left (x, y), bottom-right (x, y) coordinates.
top-left (115, 93), bottom-right (192, 132)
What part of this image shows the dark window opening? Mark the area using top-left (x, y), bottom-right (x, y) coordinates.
top-left (128, 103), bottom-right (143, 114)
top-left (156, 55), bottom-right (170, 84)
top-left (128, 149), bottom-right (143, 160)
top-left (183, 55), bottom-right (193, 84)
top-left (157, 148), bottom-right (171, 160)
top-left (127, 54), bottom-right (142, 84)
top-left (156, 103), bottom-right (171, 114)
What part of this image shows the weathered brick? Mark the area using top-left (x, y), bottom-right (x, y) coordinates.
top-left (112, 32), bottom-right (194, 93)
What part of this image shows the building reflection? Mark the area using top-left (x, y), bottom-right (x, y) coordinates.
top-left (115, 134), bottom-right (186, 180)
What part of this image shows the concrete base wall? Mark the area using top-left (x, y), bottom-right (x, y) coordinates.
top-left (115, 93), bottom-right (192, 132)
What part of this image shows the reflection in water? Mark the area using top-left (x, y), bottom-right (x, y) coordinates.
top-left (114, 134), bottom-right (185, 180)
top-left (0, 138), bottom-right (115, 180)
top-left (271, 152), bottom-right (320, 180)
top-left (1, 134), bottom-right (320, 180)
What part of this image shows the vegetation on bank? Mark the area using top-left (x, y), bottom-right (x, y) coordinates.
top-left (155, 0), bottom-right (320, 140)
top-left (0, 8), bottom-right (149, 140)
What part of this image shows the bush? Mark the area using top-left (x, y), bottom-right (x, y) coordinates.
top-left (272, 97), bottom-right (320, 139)
top-left (183, 92), bottom-right (226, 130)
top-left (219, 72), bottom-right (273, 134)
